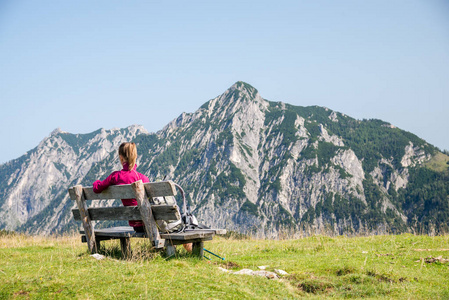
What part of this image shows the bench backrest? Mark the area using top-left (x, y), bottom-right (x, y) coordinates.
top-left (68, 181), bottom-right (177, 200)
top-left (69, 181), bottom-right (180, 222)
top-left (69, 180), bottom-right (179, 251)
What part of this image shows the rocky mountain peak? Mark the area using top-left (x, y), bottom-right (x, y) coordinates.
top-left (228, 81), bottom-right (262, 103)
top-left (231, 81), bottom-right (258, 93)
top-left (159, 82), bottom-right (268, 139)
top-left (50, 128), bottom-right (66, 136)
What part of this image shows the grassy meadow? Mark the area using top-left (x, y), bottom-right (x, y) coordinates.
top-left (1, 231), bottom-right (449, 299)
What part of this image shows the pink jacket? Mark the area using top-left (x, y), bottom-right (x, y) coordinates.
top-left (93, 162), bottom-right (149, 227)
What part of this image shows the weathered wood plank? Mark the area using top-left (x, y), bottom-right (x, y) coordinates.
top-left (152, 204), bottom-right (181, 220)
top-left (81, 234), bottom-right (213, 246)
top-left (72, 207), bottom-right (140, 221)
top-left (80, 227), bottom-right (215, 241)
top-left (81, 226), bottom-right (145, 238)
top-left (132, 180), bottom-right (165, 249)
top-left (72, 205), bottom-right (180, 221)
top-left (184, 229), bottom-right (227, 235)
top-left (144, 181), bottom-right (177, 198)
top-left (68, 181), bottom-right (176, 201)
top-left (69, 184), bottom-right (135, 200)
top-left (160, 230), bottom-right (215, 240)
top-left (74, 185), bottom-right (97, 253)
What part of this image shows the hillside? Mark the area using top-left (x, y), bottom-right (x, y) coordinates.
top-left (1, 233), bottom-right (449, 299)
top-left (0, 81), bottom-right (448, 235)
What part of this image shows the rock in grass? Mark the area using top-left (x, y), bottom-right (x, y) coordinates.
top-left (90, 253), bottom-right (105, 260)
top-left (274, 269), bottom-right (288, 276)
top-left (233, 269), bottom-right (255, 275)
top-left (231, 269), bottom-right (279, 279)
top-left (252, 270), bottom-right (279, 280)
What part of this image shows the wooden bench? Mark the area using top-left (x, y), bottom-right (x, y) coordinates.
top-left (68, 180), bottom-right (225, 258)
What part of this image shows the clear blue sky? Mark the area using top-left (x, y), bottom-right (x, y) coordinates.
top-left (1, 0), bottom-right (448, 163)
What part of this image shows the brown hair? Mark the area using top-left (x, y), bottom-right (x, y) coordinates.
top-left (118, 142), bottom-right (137, 170)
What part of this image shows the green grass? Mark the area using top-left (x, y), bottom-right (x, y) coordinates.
top-left (1, 233), bottom-right (449, 299)
top-left (425, 152), bottom-right (449, 173)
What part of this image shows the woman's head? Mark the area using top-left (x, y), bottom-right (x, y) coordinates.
top-left (118, 142), bottom-right (137, 170)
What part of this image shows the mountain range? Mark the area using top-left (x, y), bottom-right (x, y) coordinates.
top-left (1, 82), bottom-right (448, 236)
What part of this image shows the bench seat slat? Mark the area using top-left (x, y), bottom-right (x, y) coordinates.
top-left (80, 226), bottom-right (216, 241)
top-left (81, 226), bottom-right (145, 238)
top-left (72, 205), bottom-right (181, 221)
top-left (184, 228), bottom-right (227, 235)
top-left (68, 181), bottom-right (177, 201)
top-left (160, 231), bottom-right (215, 240)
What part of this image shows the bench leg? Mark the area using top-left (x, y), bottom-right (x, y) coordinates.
top-left (120, 238), bottom-right (132, 259)
top-left (192, 241), bottom-right (204, 258)
top-left (94, 240), bottom-right (100, 254)
top-left (82, 235), bottom-right (99, 253)
top-left (166, 244), bottom-right (176, 258)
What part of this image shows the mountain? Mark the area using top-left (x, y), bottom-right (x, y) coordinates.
top-left (1, 82), bottom-right (448, 236)
top-left (0, 126), bottom-right (148, 234)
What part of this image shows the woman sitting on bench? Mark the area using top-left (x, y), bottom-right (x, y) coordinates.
top-left (92, 142), bottom-right (149, 232)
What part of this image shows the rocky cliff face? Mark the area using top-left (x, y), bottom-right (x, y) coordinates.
top-left (0, 82), bottom-right (446, 236)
